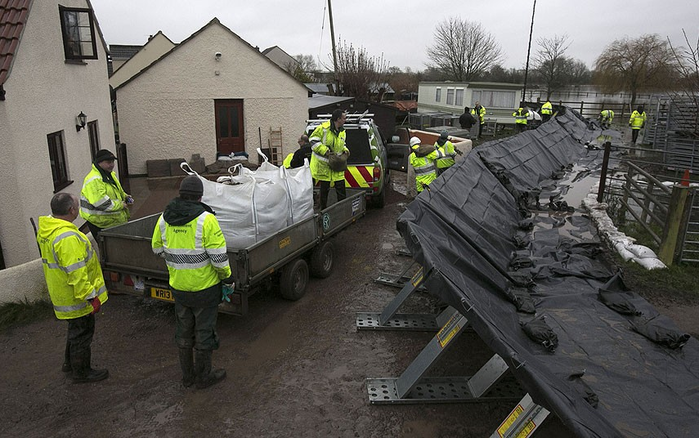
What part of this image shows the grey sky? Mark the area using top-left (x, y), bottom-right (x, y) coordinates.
top-left (90, 0), bottom-right (699, 72)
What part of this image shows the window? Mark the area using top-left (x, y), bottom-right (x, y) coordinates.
top-left (471, 90), bottom-right (517, 109)
top-left (48, 131), bottom-right (72, 191)
top-left (455, 89), bottom-right (464, 107)
top-left (87, 121), bottom-right (100, 160)
top-left (435, 88), bottom-right (441, 102)
top-left (59, 6), bottom-right (97, 61)
top-left (446, 89), bottom-right (455, 105)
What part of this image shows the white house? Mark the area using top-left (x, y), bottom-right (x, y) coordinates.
top-left (418, 81), bottom-right (523, 124)
top-left (114, 19), bottom-right (310, 174)
top-left (0, 0), bottom-right (116, 268)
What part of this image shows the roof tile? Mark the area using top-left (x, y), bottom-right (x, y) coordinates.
top-left (0, 0), bottom-right (32, 86)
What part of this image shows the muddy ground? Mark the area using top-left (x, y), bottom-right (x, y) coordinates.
top-left (1, 172), bottom-right (697, 438)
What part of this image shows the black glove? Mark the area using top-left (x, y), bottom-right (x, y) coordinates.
top-left (222, 275), bottom-right (235, 285)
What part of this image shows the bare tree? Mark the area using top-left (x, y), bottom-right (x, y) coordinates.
top-left (283, 54), bottom-right (318, 83)
top-left (335, 40), bottom-right (390, 101)
top-left (426, 18), bottom-right (502, 81)
top-left (533, 35), bottom-right (571, 98)
top-left (667, 30), bottom-right (699, 137)
top-left (594, 34), bottom-right (679, 106)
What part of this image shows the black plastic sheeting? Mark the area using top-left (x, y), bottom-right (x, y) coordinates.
top-left (397, 108), bottom-right (699, 438)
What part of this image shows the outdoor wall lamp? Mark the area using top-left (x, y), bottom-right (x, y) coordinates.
top-left (76, 111), bottom-right (87, 132)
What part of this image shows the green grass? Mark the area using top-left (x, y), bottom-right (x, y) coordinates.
top-left (613, 223), bottom-right (699, 299)
top-left (0, 299), bottom-right (54, 333)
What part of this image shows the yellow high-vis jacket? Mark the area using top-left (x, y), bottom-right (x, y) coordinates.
top-left (309, 121), bottom-right (349, 182)
top-left (79, 164), bottom-right (129, 229)
top-left (37, 215), bottom-right (108, 319)
top-left (152, 210), bottom-right (231, 292)
top-left (435, 140), bottom-right (456, 169)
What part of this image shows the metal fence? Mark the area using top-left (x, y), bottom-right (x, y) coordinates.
top-left (599, 144), bottom-right (699, 264)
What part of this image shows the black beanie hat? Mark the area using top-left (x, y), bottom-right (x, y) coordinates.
top-left (94, 149), bottom-right (117, 163)
top-left (179, 175), bottom-right (204, 197)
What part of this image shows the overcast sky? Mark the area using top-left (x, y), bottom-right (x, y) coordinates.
top-left (90, 0), bottom-right (698, 72)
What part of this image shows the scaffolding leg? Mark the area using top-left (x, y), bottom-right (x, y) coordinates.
top-left (366, 312), bottom-right (522, 404)
top-left (357, 267), bottom-right (443, 331)
top-left (491, 394), bottom-right (550, 438)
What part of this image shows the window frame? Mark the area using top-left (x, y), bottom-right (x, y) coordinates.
top-left (87, 120), bottom-right (100, 160)
top-left (455, 88), bottom-right (464, 107)
top-left (446, 88), bottom-right (455, 105)
top-left (59, 6), bottom-right (98, 61)
top-left (47, 131), bottom-right (73, 192)
top-left (435, 88), bottom-right (441, 103)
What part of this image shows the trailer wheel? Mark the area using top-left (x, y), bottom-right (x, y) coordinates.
top-left (280, 258), bottom-right (309, 301)
top-left (310, 241), bottom-right (334, 278)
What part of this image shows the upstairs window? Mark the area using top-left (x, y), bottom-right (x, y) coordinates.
top-left (59, 6), bottom-right (97, 61)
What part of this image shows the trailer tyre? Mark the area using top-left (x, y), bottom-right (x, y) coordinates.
top-left (310, 241), bottom-right (334, 278)
top-left (280, 258), bottom-right (309, 301)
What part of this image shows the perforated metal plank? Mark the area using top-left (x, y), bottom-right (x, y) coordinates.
top-left (355, 312), bottom-right (439, 331)
top-left (367, 376), bottom-right (523, 404)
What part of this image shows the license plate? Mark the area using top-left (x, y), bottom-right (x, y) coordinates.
top-left (151, 287), bottom-right (174, 302)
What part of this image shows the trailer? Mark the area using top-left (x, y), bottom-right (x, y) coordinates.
top-left (99, 193), bottom-right (366, 315)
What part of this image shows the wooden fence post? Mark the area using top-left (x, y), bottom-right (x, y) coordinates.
top-left (658, 186), bottom-right (695, 266)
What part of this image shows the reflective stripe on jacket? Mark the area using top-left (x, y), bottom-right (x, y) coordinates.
top-left (435, 140), bottom-right (456, 169)
top-left (513, 108), bottom-right (529, 124)
top-left (601, 110), bottom-right (614, 122)
top-left (629, 111), bottom-right (646, 129)
top-left (37, 216), bottom-right (108, 320)
top-left (79, 164), bottom-right (129, 228)
top-left (541, 101), bottom-right (553, 115)
top-left (410, 148), bottom-right (442, 192)
top-left (309, 121), bottom-right (349, 182)
top-left (152, 212), bottom-right (231, 292)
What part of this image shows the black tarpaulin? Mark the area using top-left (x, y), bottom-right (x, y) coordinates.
top-left (397, 109), bottom-right (699, 437)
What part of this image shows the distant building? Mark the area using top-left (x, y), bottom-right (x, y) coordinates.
top-left (262, 45), bottom-right (298, 72)
top-left (109, 32), bottom-right (176, 89)
top-left (418, 81), bottom-right (523, 125)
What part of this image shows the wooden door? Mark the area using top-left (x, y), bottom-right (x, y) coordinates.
top-left (215, 99), bottom-right (244, 154)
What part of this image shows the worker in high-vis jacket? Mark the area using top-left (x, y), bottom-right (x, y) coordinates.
top-left (471, 102), bottom-right (487, 139)
top-left (37, 193), bottom-right (109, 384)
top-left (434, 131), bottom-right (456, 176)
top-left (540, 100), bottom-right (553, 123)
top-left (409, 136), bottom-right (443, 193)
top-left (513, 105), bottom-right (530, 133)
top-left (152, 176), bottom-right (232, 389)
top-left (309, 109), bottom-right (350, 209)
top-left (79, 149), bottom-right (132, 238)
top-left (629, 106), bottom-right (647, 144)
top-left (600, 109), bottom-right (615, 129)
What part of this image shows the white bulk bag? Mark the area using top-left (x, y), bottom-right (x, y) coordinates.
top-left (181, 162), bottom-right (289, 249)
top-left (239, 149), bottom-right (313, 225)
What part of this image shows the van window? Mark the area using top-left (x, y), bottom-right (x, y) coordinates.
top-left (345, 129), bottom-right (373, 164)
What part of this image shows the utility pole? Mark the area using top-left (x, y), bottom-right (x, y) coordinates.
top-left (328, 0), bottom-right (339, 96)
top-left (522, 0), bottom-right (537, 104)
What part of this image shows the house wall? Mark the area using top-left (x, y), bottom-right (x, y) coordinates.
top-left (0, 0), bottom-right (115, 267)
top-left (418, 81), bottom-right (524, 124)
top-left (109, 33), bottom-right (175, 89)
top-left (116, 22), bottom-right (308, 175)
top-left (418, 82), bottom-right (472, 114)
